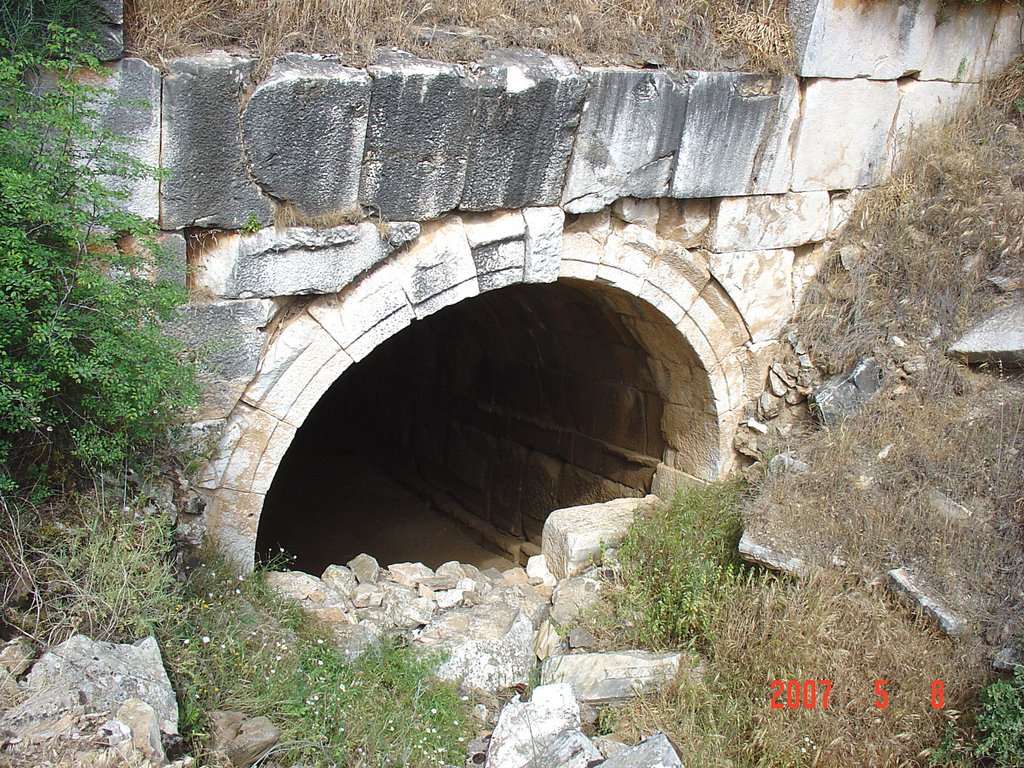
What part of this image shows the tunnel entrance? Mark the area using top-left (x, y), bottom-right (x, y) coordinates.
top-left (257, 278), bottom-right (677, 574)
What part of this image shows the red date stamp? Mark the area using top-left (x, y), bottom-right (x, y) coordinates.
top-left (770, 679), bottom-right (945, 710)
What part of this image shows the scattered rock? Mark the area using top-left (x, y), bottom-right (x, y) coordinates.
top-left (348, 553), bottom-right (383, 584)
top-left (993, 643), bottom-right (1022, 672)
top-left (321, 564), bottom-right (358, 597)
top-left (117, 699), bottom-right (166, 765)
top-left (550, 575), bottom-right (603, 625)
top-left (810, 356), bottom-right (884, 426)
top-left (352, 582), bottom-right (385, 608)
top-left (888, 567), bottom-right (969, 637)
top-left (484, 683), bottom-right (601, 768)
top-left (210, 710), bottom-right (281, 768)
top-left (599, 733), bottom-right (682, 767)
top-left (388, 561), bottom-right (435, 587)
top-left (490, 583), bottom-right (551, 628)
top-left (767, 453), bottom-right (810, 476)
top-left (593, 735), bottom-right (630, 759)
top-left (0, 636), bottom-right (35, 677)
top-left (948, 301), bottom-right (1024, 369)
top-left (331, 624), bottom-right (381, 661)
top-left (540, 650), bottom-right (682, 706)
top-left (567, 629), bottom-right (598, 650)
top-left (526, 554), bottom-right (558, 587)
top-left (925, 489), bottom-right (972, 522)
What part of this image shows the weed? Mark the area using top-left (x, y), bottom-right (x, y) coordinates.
top-left (240, 211), bottom-right (262, 234)
top-left (974, 665), bottom-right (1024, 767)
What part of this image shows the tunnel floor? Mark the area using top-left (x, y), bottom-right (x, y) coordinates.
top-left (257, 453), bottom-right (514, 575)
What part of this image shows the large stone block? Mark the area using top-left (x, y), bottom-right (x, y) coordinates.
top-left (170, 298), bottom-right (277, 419)
top-left (893, 80), bottom-right (979, 146)
top-left (562, 69), bottom-right (689, 213)
top-left (541, 651), bottom-right (682, 706)
top-left (462, 50), bottom-right (586, 210)
top-left (392, 218), bottom-right (479, 318)
top-left (542, 496), bottom-right (655, 580)
top-left (83, 58), bottom-right (161, 220)
top-left (987, 3), bottom-right (1024, 76)
top-left (920, 2), bottom-right (1000, 82)
top-left (523, 206), bottom-right (564, 283)
top-left (361, 52), bottom-right (478, 221)
top-left (708, 249), bottom-right (794, 343)
top-left (192, 221), bottom-right (419, 299)
top-left (242, 54), bottom-right (370, 217)
top-left (791, 78), bottom-right (899, 191)
top-left (948, 301), bottom-right (1024, 368)
top-left (709, 192), bottom-right (830, 252)
top-left (162, 53), bottom-right (272, 229)
top-left (672, 72), bottom-right (799, 198)
top-left (788, 0), bottom-right (935, 79)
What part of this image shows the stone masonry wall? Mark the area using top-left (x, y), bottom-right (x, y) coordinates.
top-left (86, 0), bottom-right (1022, 567)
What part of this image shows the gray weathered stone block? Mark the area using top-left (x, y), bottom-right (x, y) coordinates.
top-left (562, 69), bottom-right (688, 214)
top-left (161, 53), bottom-right (272, 229)
top-left (541, 651), bottom-right (682, 705)
top-left (242, 55), bottom-right (370, 217)
top-left (461, 49), bottom-right (586, 211)
top-left (194, 222), bottom-right (420, 299)
top-left (671, 72), bottom-right (799, 198)
top-left (599, 733), bottom-right (683, 768)
top-left (360, 52), bottom-right (478, 221)
top-left (90, 58), bottom-right (162, 220)
top-left (948, 301), bottom-right (1024, 369)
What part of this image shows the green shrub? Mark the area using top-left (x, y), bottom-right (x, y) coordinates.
top-left (975, 665), bottom-right (1024, 766)
top-left (0, 28), bottom-right (196, 489)
top-left (0, 1), bottom-right (101, 55)
top-left (614, 480), bottom-right (747, 649)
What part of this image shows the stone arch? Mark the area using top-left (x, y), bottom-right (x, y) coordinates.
top-left (198, 207), bottom-right (755, 569)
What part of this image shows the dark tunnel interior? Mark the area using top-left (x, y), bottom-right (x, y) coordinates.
top-left (257, 279), bottom-right (672, 575)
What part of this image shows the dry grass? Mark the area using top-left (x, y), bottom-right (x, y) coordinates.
top-left (612, 570), bottom-right (986, 768)
top-left (124, 0), bottom-right (792, 74)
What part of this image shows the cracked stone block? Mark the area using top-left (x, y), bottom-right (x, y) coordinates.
top-left (672, 72), bottom-right (799, 198)
top-left (919, 2), bottom-right (1000, 82)
top-left (889, 567), bottom-right (969, 636)
top-left (486, 684), bottom-right (600, 768)
top-left (161, 53), bottom-right (272, 230)
top-left (542, 496), bottom-right (656, 580)
top-left (193, 221), bottom-right (419, 298)
top-left (708, 248), bottom-right (795, 343)
top-left (791, 78), bottom-right (900, 191)
top-left (242, 54), bottom-right (370, 217)
top-left (360, 52), bottom-right (478, 221)
top-left (788, 0), bottom-right (935, 79)
top-left (710, 192), bottom-right (830, 252)
top-left (541, 651), bottom-right (682, 706)
top-left (562, 69), bottom-right (689, 214)
top-left (461, 49), bottom-right (586, 211)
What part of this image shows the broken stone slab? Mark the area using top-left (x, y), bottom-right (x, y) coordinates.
top-left (543, 496), bottom-right (656, 580)
top-left (810, 356), bottom-right (884, 426)
top-left (193, 222), bottom-right (420, 299)
top-left (738, 531), bottom-right (808, 576)
top-left (419, 603), bottom-right (535, 691)
top-left (242, 54), bottom-right (370, 217)
top-left (541, 650), bottom-right (682, 706)
top-left (5, 635), bottom-right (178, 736)
top-left (672, 72), bottom-right (799, 198)
top-left (562, 69), bottom-right (689, 214)
top-left (948, 302), bottom-right (1024, 369)
top-left (462, 49), bottom-right (586, 210)
top-left (888, 567), bottom-right (969, 636)
top-left (488, 583), bottom-right (551, 629)
top-left (550, 575), bottom-right (603, 626)
top-left (161, 53), bottom-right (272, 229)
top-left (924, 488), bottom-right (972, 522)
top-left (709, 192), bottom-right (829, 252)
top-left (788, 0), bottom-right (934, 79)
top-left (387, 562), bottom-right (435, 587)
top-left (599, 733), bottom-right (683, 768)
top-left (791, 78), bottom-right (900, 192)
top-left (485, 683), bottom-right (601, 768)
top-left (360, 52), bottom-right (478, 221)
top-left (266, 571), bottom-right (354, 625)
top-left (169, 298), bottom-right (276, 420)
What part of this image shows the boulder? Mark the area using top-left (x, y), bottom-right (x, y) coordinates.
top-left (210, 710), bottom-right (281, 768)
top-left (192, 222), bottom-right (419, 299)
top-left (321, 564), bottom-right (358, 597)
top-left (791, 78), bottom-right (899, 191)
top-left (562, 69), bottom-right (688, 213)
top-left (387, 561), bottom-right (436, 587)
top-left (419, 603), bottom-right (536, 691)
top-left (0, 636), bottom-right (36, 677)
top-left (810, 356), bottom-right (884, 426)
top-left (360, 52), bottom-right (478, 220)
top-left (550, 575), bottom-right (603, 626)
top-left (4, 635), bottom-right (178, 735)
top-left (541, 651), bottom-right (683, 706)
top-left (599, 733), bottom-right (683, 768)
top-left (266, 570), bottom-right (354, 626)
top-left (242, 54), bottom-right (370, 217)
top-left (948, 302), bottom-right (1024, 369)
top-left (485, 683), bottom-right (601, 768)
top-left (161, 53), bottom-right (272, 229)
top-left (542, 496), bottom-right (655, 580)
top-left (526, 554), bottom-right (558, 587)
top-left (462, 50), bottom-right (586, 210)
top-left (672, 72), bottom-right (799, 198)
top-left (348, 553), bottom-right (383, 584)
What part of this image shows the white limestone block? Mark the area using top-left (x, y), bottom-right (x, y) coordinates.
top-left (708, 249), bottom-right (795, 343)
top-left (541, 651), bottom-right (682, 705)
top-left (542, 496), bottom-right (656, 580)
top-left (709, 192), bottom-right (830, 252)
